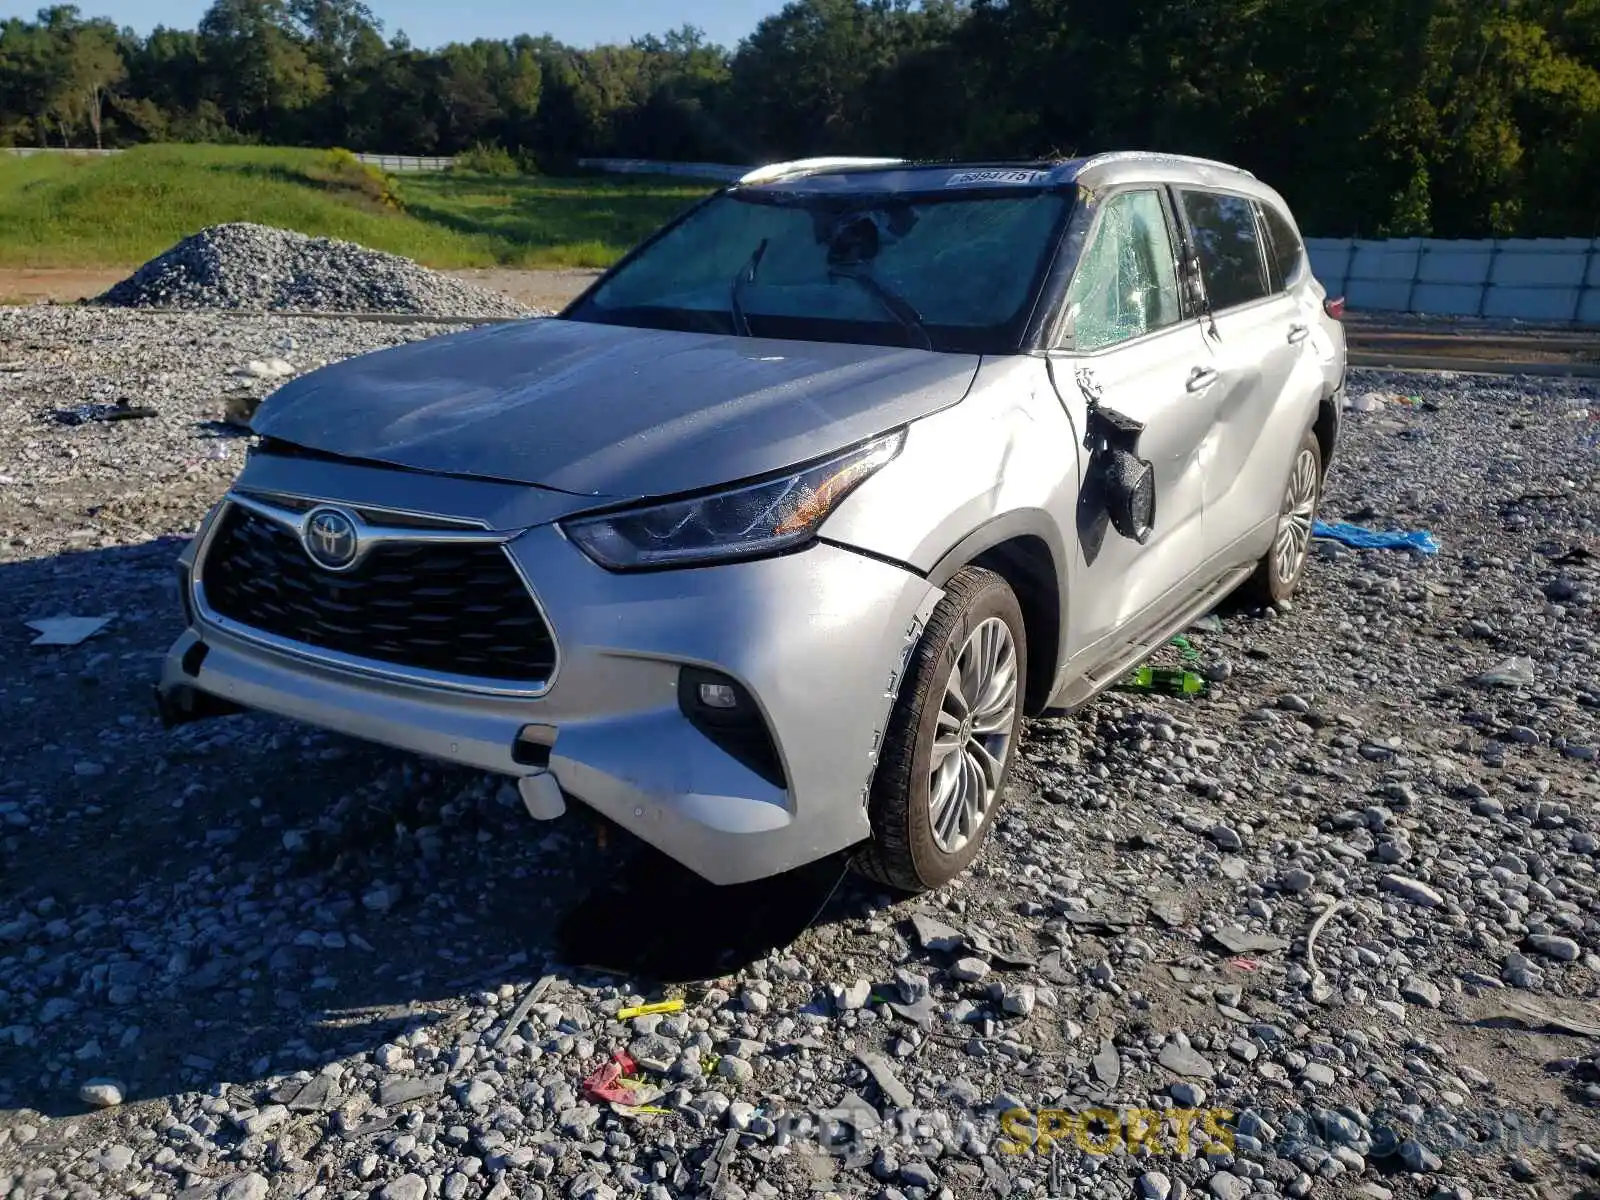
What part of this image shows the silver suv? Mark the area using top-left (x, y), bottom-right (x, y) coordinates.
top-left (159, 153), bottom-right (1345, 893)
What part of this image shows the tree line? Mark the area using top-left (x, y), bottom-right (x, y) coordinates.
top-left (2, 0), bottom-right (1597, 238)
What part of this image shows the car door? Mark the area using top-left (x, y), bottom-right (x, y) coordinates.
top-left (1175, 188), bottom-right (1304, 567)
top-left (1046, 187), bottom-right (1219, 663)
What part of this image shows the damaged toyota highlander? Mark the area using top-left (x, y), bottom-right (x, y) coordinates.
top-left (158, 153), bottom-right (1345, 892)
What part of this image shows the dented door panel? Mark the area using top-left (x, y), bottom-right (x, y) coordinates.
top-left (1047, 320), bottom-right (1217, 658)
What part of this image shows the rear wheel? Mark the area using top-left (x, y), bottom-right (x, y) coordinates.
top-left (855, 567), bottom-right (1027, 893)
top-left (1243, 428), bottom-right (1322, 607)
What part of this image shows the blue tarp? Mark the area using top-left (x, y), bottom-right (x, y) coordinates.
top-left (1312, 520), bottom-right (1440, 556)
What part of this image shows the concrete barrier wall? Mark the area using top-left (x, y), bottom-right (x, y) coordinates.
top-left (1307, 237), bottom-right (1600, 323)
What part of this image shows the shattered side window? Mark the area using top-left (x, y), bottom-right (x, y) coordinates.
top-left (1062, 190), bottom-right (1182, 352)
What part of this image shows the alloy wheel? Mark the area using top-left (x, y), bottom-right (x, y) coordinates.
top-left (928, 616), bottom-right (1019, 854)
top-left (1274, 447), bottom-right (1319, 584)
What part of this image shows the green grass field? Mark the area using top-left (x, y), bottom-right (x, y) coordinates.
top-left (0, 144), bottom-right (713, 270)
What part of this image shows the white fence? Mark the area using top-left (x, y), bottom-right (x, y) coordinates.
top-left (1306, 237), bottom-right (1599, 323)
top-left (4, 147), bottom-right (454, 172)
top-left (3, 146), bottom-right (120, 157)
top-left (352, 153), bottom-right (454, 172)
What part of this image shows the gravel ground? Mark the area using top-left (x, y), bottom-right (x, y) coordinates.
top-left (1, 306), bottom-right (1598, 1200)
top-left (93, 225), bottom-right (534, 318)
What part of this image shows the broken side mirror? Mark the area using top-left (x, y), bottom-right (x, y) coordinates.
top-left (1088, 404), bottom-right (1157, 545)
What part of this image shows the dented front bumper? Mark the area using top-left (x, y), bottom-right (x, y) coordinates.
top-left (159, 496), bottom-right (940, 885)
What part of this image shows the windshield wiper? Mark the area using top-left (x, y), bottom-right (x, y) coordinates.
top-left (730, 238), bottom-right (768, 337)
top-left (830, 266), bottom-right (933, 351)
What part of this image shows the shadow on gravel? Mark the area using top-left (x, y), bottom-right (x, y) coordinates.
top-left (557, 849), bottom-right (853, 982)
top-left (0, 539), bottom-right (874, 1118)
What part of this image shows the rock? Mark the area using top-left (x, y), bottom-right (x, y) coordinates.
top-left (94, 1146), bottom-right (135, 1172)
top-left (1528, 933), bottom-right (1581, 962)
top-left (1278, 867), bottom-right (1315, 893)
top-left (1150, 896), bottom-right (1186, 927)
top-left (1000, 984), bottom-right (1036, 1016)
top-left (378, 1175), bottom-right (428, 1200)
top-left (1211, 926), bottom-right (1290, 954)
top-left (1397, 1139), bottom-right (1442, 1172)
top-left (1300, 1062), bottom-right (1336, 1087)
top-left (459, 1079), bottom-right (495, 1110)
top-left (1210, 824), bottom-right (1243, 850)
top-left (239, 1103), bottom-right (288, 1135)
top-left (560, 1104), bottom-right (602, 1136)
top-left (379, 1075), bottom-right (447, 1106)
top-left (218, 1175), bottom-right (270, 1200)
top-left (1476, 656), bottom-right (1535, 688)
top-left (1379, 874), bottom-right (1444, 907)
top-left (899, 1162), bottom-right (938, 1189)
top-left (1158, 1043), bottom-right (1215, 1079)
top-left (1209, 1172), bottom-right (1249, 1200)
top-left (1137, 1171), bottom-right (1172, 1200)
top-left (1170, 1081), bottom-right (1206, 1106)
top-left (1400, 976), bottom-right (1442, 1008)
top-left (908, 914), bottom-right (964, 953)
top-left (78, 1078), bottom-right (124, 1107)
top-left (716, 1056), bottom-right (754, 1085)
top-left (835, 980), bottom-right (873, 1011)
top-left (950, 957), bottom-right (990, 982)
top-left (1091, 1040), bottom-right (1121, 1088)
top-left (362, 882), bottom-right (403, 912)
top-left (894, 968), bottom-right (931, 1005)
top-left (855, 1051), bottom-right (914, 1108)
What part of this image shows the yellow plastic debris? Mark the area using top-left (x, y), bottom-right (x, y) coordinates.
top-left (616, 998), bottom-right (685, 1020)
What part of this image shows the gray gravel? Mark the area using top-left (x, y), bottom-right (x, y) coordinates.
top-left (2, 306), bottom-right (1598, 1200)
top-left (93, 223), bottom-right (534, 317)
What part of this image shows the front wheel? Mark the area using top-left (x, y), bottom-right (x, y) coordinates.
top-left (854, 567), bottom-right (1027, 893)
top-left (1243, 428), bottom-right (1322, 607)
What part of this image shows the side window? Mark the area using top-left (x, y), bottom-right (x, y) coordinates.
top-left (1061, 190), bottom-right (1182, 352)
top-left (1179, 190), bottom-right (1269, 311)
top-left (1260, 203), bottom-right (1306, 291)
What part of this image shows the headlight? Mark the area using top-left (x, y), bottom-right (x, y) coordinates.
top-left (562, 431), bottom-right (905, 570)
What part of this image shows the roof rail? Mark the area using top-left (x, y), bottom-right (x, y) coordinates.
top-left (1076, 151), bottom-right (1255, 179)
top-left (737, 156), bottom-right (907, 185)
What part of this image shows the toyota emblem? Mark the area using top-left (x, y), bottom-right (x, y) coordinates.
top-left (302, 507), bottom-right (360, 570)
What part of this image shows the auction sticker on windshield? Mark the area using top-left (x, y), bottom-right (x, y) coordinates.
top-left (945, 168), bottom-right (1046, 187)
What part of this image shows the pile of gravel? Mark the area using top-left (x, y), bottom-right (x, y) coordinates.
top-left (93, 223), bottom-right (530, 318)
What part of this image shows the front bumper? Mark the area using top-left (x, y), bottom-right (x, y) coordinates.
top-left (160, 506), bottom-right (941, 885)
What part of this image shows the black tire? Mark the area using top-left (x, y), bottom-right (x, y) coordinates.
top-left (1242, 427), bottom-right (1323, 607)
top-left (855, 567), bottom-right (1027, 893)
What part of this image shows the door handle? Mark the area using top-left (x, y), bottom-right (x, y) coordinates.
top-left (1287, 324), bottom-right (1310, 344)
top-left (1186, 366), bottom-right (1218, 393)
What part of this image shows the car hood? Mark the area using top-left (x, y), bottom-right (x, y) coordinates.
top-left (251, 318), bottom-right (981, 499)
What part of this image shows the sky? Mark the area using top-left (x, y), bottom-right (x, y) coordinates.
top-left (0, 0), bottom-right (787, 49)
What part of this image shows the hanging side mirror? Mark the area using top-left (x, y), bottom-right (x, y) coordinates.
top-left (1088, 403), bottom-right (1156, 545)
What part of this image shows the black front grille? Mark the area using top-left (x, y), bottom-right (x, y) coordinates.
top-left (200, 504), bottom-right (556, 684)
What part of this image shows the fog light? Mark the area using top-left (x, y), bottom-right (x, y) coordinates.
top-left (698, 682), bottom-right (740, 710)
top-left (678, 667), bottom-right (786, 788)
